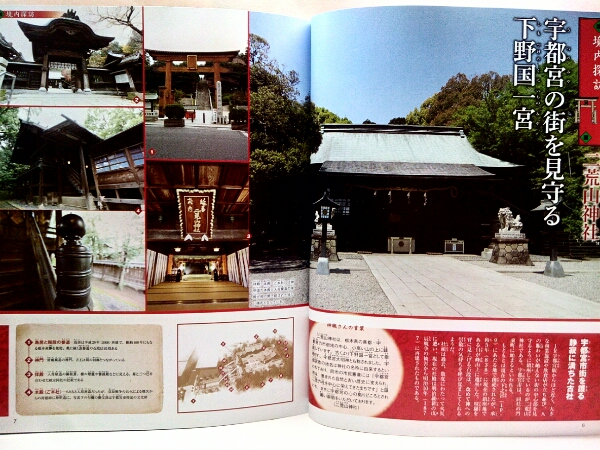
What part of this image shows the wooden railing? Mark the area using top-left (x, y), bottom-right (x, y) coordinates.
top-left (25, 212), bottom-right (57, 309)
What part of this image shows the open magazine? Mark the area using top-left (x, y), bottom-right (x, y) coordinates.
top-left (0, 3), bottom-right (599, 438)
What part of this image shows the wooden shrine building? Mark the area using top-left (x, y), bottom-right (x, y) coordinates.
top-left (146, 49), bottom-right (240, 116)
top-left (11, 119), bottom-right (144, 210)
top-left (0, 12), bottom-right (141, 93)
top-left (310, 124), bottom-right (521, 255)
top-left (146, 160), bottom-right (250, 311)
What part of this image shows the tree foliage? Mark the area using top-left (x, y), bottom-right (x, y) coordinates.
top-left (315, 106), bottom-right (352, 125)
top-left (407, 63), bottom-right (595, 238)
top-left (0, 108), bottom-right (28, 197)
top-left (84, 108), bottom-right (143, 139)
top-left (249, 34), bottom-right (324, 256)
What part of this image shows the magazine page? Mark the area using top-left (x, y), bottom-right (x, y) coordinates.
top-left (0, 5), bottom-right (309, 433)
top-left (307, 5), bottom-right (600, 435)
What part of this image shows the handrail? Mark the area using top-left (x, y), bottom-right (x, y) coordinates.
top-left (25, 212), bottom-right (57, 310)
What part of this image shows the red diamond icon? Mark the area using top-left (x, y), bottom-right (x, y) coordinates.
top-left (218, 365), bottom-right (223, 370)
top-left (148, 148), bottom-right (156, 156)
top-left (25, 357), bottom-right (33, 364)
top-left (25, 371), bottom-right (32, 378)
top-left (277, 340), bottom-right (282, 345)
top-left (221, 342), bottom-right (226, 346)
top-left (254, 334), bottom-right (259, 340)
top-left (261, 382), bottom-right (265, 387)
top-left (133, 96), bottom-right (140, 104)
top-left (284, 347), bottom-right (288, 352)
top-left (135, 207), bottom-right (142, 215)
top-left (25, 389), bottom-right (33, 396)
top-left (229, 387), bottom-right (234, 392)
top-left (279, 373), bottom-right (283, 378)
top-left (244, 385), bottom-right (250, 390)
top-left (191, 398), bottom-right (196, 404)
top-left (273, 329), bottom-right (277, 334)
top-left (225, 383), bottom-right (230, 387)
top-left (222, 358), bottom-right (226, 363)
top-left (246, 233), bottom-right (251, 239)
top-left (268, 378), bottom-right (273, 382)
top-left (25, 339), bottom-right (33, 346)
top-left (285, 354), bottom-right (289, 358)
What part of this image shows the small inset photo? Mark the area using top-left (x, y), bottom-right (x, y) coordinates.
top-left (144, 7), bottom-right (248, 161)
top-left (0, 209), bottom-right (144, 311)
top-left (146, 160), bottom-right (249, 311)
top-left (0, 107), bottom-right (143, 211)
top-left (0, 6), bottom-right (143, 107)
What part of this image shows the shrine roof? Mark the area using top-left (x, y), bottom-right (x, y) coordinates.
top-left (12, 117), bottom-right (102, 164)
top-left (311, 124), bottom-right (517, 170)
top-left (320, 161), bottom-right (495, 178)
top-left (17, 18), bottom-right (114, 50)
top-left (0, 32), bottom-right (25, 62)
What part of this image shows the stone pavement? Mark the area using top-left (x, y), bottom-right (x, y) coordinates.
top-left (362, 254), bottom-right (600, 319)
top-left (146, 121), bottom-right (248, 160)
top-left (1, 89), bottom-right (140, 107)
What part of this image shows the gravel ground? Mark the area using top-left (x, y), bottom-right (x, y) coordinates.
top-left (457, 256), bottom-right (600, 304)
top-left (309, 253), bottom-right (396, 315)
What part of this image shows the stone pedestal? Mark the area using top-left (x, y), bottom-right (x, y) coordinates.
top-left (544, 261), bottom-right (565, 278)
top-left (489, 238), bottom-right (533, 266)
top-left (311, 231), bottom-right (338, 262)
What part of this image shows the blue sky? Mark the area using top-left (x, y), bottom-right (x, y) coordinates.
top-left (250, 12), bottom-right (311, 101)
top-left (311, 6), bottom-right (599, 124)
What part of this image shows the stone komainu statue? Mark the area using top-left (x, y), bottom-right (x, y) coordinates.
top-left (498, 207), bottom-right (523, 233)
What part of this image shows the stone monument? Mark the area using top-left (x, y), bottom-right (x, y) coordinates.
top-left (489, 207), bottom-right (533, 265)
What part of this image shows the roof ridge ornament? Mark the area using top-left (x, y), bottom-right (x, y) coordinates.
top-left (61, 9), bottom-right (80, 21)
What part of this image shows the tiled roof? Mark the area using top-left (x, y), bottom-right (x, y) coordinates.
top-left (320, 161), bottom-right (495, 177)
top-left (311, 124), bottom-right (517, 169)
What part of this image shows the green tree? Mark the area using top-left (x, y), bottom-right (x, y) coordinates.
top-left (315, 106), bottom-right (352, 125)
top-left (0, 108), bottom-right (28, 198)
top-left (389, 117), bottom-right (406, 125)
top-left (250, 34), bottom-right (324, 256)
top-left (84, 108), bottom-right (143, 139)
top-left (362, 119), bottom-right (375, 124)
top-left (449, 61), bottom-right (592, 237)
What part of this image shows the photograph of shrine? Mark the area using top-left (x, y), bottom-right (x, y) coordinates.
top-left (0, 7), bottom-right (142, 107)
top-left (0, 107), bottom-right (144, 211)
top-left (145, 160), bottom-right (250, 311)
top-left (0, 209), bottom-right (144, 312)
top-left (144, 8), bottom-right (248, 161)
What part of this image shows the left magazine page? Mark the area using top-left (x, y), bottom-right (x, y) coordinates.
top-left (0, 5), bottom-right (309, 433)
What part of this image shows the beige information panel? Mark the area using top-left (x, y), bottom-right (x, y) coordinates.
top-left (16, 324), bottom-right (163, 415)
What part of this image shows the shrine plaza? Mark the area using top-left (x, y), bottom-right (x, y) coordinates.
top-left (310, 253), bottom-right (600, 319)
top-left (0, 89), bottom-right (139, 106)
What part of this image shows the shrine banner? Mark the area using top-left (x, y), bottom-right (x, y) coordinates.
top-left (578, 18), bottom-right (600, 146)
top-left (582, 160), bottom-right (600, 240)
top-left (177, 189), bottom-right (216, 240)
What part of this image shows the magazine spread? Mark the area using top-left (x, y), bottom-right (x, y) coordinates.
top-left (0, 2), bottom-right (599, 438)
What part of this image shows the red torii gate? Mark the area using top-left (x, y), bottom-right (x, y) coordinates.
top-left (146, 49), bottom-right (240, 116)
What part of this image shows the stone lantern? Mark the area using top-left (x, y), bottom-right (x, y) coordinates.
top-left (313, 191), bottom-right (339, 276)
top-left (532, 199), bottom-right (565, 277)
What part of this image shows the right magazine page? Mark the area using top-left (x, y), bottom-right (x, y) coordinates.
top-left (307, 6), bottom-right (600, 436)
